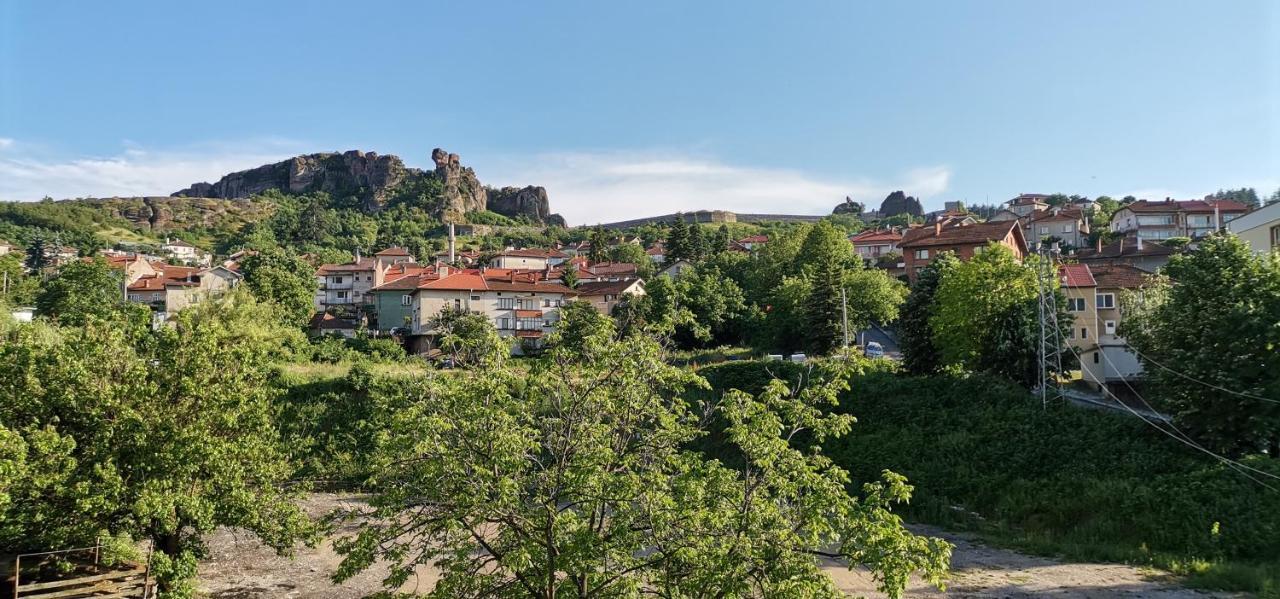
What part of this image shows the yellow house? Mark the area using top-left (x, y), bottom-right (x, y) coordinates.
top-left (1226, 202), bottom-right (1280, 255)
top-left (1058, 264), bottom-right (1098, 354)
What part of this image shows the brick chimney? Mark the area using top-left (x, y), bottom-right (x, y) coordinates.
top-left (934, 221), bottom-right (942, 235)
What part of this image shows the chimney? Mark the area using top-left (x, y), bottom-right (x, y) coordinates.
top-left (1214, 201), bottom-right (1221, 230)
top-left (1096, 237), bottom-right (1103, 252)
top-left (448, 222), bottom-right (456, 263)
top-left (934, 221), bottom-right (942, 235)
top-left (355, 248), bottom-right (361, 263)
top-left (439, 265), bottom-right (449, 277)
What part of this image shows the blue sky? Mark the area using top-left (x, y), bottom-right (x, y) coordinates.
top-left (1, 1), bottom-right (1277, 224)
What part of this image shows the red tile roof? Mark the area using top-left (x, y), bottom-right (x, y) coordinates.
top-left (375, 247), bottom-right (412, 256)
top-left (1058, 264), bottom-right (1096, 288)
top-left (1027, 207), bottom-right (1086, 223)
top-left (1123, 199), bottom-right (1249, 214)
top-left (575, 278), bottom-right (643, 296)
top-left (737, 235), bottom-right (769, 244)
top-left (1077, 238), bottom-right (1176, 260)
top-left (498, 248), bottom-right (567, 259)
top-left (899, 221), bottom-right (1022, 249)
top-left (849, 229), bottom-right (903, 244)
top-left (1090, 264), bottom-right (1150, 289)
top-left (316, 257), bottom-right (378, 275)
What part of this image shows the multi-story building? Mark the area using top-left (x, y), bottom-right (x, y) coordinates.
top-left (125, 263), bottom-right (242, 322)
top-left (1058, 264), bottom-right (1099, 352)
top-left (1109, 199), bottom-right (1249, 240)
top-left (1226, 201), bottom-right (1280, 255)
top-left (574, 278), bottom-right (646, 315)
top-left (314, 248), bottom-right (417, 311)
top-left (407, 271), bottom-right (577, 353)
top-left (1024, 207), bottom-right (1090, 249)
top-left (849, 229), bottom-right (903, 262)
top-left (1076, 264), bottom-right (1149, 390)
top-left (489, 248), bottom-right (568, 270)
top-left (898, 220), bottom-right (1028, 283)
top-left (161, 238), bottom-right (206, 265)
top-left (1005, 194), bottom-right (1050, 218)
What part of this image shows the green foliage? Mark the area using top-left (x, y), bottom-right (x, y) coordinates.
top-left (35, 257), bottom-right (150, 330)
top-left (665, 215), bottom-right (692, 264)
top-left (333, 329), bottom-right (948, 597)
top-left (0, 291), bottom-right (313, 595)
top-left (929, 245), bottom-right (1069, 385)
top-left (899, 253), bottom-right (958, 375)
top-left (426, 305), bottom-right (511, 368)
top-left (1121, 233), bottom-right (1280, 457)
top-left (815, 369), bottom-right (1280, 592)
top-left (606, 241), bottom-right (654, 278)
top-left (588, 225), bottom-right (609, 263)
top-left (0, 252), bottom-right (39, 305)
top-left (639, 267), bottom-right (747, 349)
top-left (464, 210), bottom-right (519, 226)
top-left (1207, 188), bottom-right (1261, 209)
top-left (238, 248), bottom-right (319, 327)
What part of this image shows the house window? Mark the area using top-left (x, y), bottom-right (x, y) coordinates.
top-left (518, 318), bottom-right (540, 330)
top-left (498, 298), bottom-right (516, 310)
top-left (973, 245), bottom-right (985, 255)
top-left (334, 276), bottom-right (344, 284)
top-left (1104, 320), bottom-right (1117, 335)
top-left (337, 291), bottom-right (348, 299)
top-left (1096, 293), bottom-right (1115, 309)
top-left (401, 295), bottom-right (412, 306)
top-left (543, 320), bottom-right (553, 327)
top-left (498, 317), bottom-right (512, 330)
top-left (454, 298), bottom-right (462, 310)
top-left (1061, 224), bottom-right (1073, 233)
top-left (1066, 328), bottom-right (1075, 339)
top-left (914, 249), bottom-right (929, 260)
top-left (1093, 352), bottom-right (1100, 364)
top-left (1271, 225), bottom-right (1280, 249)
top-left (1080, 327), bottom-right (1088, 339)
top-left (1039, 226), bottom-right (1049, 235)
top-left (554, 299), bottom-right (563, 307)
top-left (1067, 298), bottom-right (1085, 312)
top-left (543, 299), bottom-right (551, 307)
top-left (471, 295), bottom-right (481, 301)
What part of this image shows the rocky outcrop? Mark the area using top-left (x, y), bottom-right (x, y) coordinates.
top-left (833, 196), bottom-right (864, 215)
top-left (486, 185), bottom-right (566, 227)
top-left (431, 148), bottom-right (486, 221)
top-left (70, 196), bottom-right (274, 232)
top-left (879, 190), bottom-right (923, 218)
top-left (173, 150), bottom-right (418, 209)
top-left (171, 148), bottom-right (563, 225)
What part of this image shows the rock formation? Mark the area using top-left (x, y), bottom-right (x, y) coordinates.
top-left (173, 150), bottom-right (415, 210)
top-left (431, 148), bottom-right (486, 221)
top-left (171, 148), bottom-right (562, 225)
top-left (832, 196), bottom-right (864, 215)
top-left (487, 185), bottom-right (567, 227)
top-left (879, 190), bottom-right (923, 218)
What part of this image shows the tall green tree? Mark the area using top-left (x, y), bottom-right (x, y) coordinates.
top-left (0, 291), bottom-right (314, 596)
top-left (24, 234), bottom-right (49, 272)
top-left (588, 225), bottom-right (609, 264)
top-left (1122, 234), bottom-right (1280, 457)
top-left (899, 253), bottom-right (959, 375)
top-left (711, 223), bottom-right (732, 254)
top-left (427, 305), bottom-right (511, 368)
top-left (665, 215), bottom-right (691, 264)
top-left (687, 222), bottom-right (709, 263)
top-left (334, 311), bottom-right (950, 597)
top-left (35, 257), bottom-right (148, 329)
top-left (805, 257), bottom-right (847, 355)
top-left (238, 248), bottom-right (318, 327)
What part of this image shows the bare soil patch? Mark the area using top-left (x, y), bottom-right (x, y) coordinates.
top-left (197, 494), bottom-right (1240, 598)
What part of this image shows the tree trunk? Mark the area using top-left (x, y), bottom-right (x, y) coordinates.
top-left (1268, 435), bottom-right (1278, 459)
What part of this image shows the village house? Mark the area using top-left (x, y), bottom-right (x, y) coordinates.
top-left (161, 238), bottom-right (207, 265)
top-left (574, 278), bottom-right (646, 315)
top-left (406, 270), bottom-right (578, 354)
top-left (1058, 264), bottom-right (1099, 353)
top-left (125, 262), bottom-right (242, 322)
top-left (646, 243), bottom-right (666, 264)
top-left (848, 228), bottom-right (903, 262)
top-left (898, 220), bottom-right (1029, 283)
top-left (1225, 201), bottom-right (1280, 255)
top-left (1077, 264), bottom-right (1148, 390)
top-left (1076, 237), bottom-right (1176, 273)
top-left (0, 240), bottom-right (15, 256)
top-left (1024, 207), bottom-right (1090, 249)
top-left (736, 235), bottom-right (768, 251)
top-left (315, 257), bottom-right (381, 310)
top-left (1005, 194), bottom-right (1050, 218)
top-left (1109, 198), bottom-right (1249, 240)
top-left (488, 248), bottom-right (568, 270)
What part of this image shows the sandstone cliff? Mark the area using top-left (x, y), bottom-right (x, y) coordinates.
top-left (486, 185), bottom-right (567, 228)
top-left (171, 148), bottom-right (559, 225)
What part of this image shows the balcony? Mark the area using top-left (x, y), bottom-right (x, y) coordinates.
top-left (515, 309), bottom-right (543, 318)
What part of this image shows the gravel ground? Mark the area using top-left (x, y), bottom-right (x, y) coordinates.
top-left (197, 494), bottom-right (1240, 598)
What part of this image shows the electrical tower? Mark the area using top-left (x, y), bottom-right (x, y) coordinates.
top-left (1035, 241), bottom-right (1065, 409)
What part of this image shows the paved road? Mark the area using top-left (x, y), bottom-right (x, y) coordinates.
top-left (858, 323), bottom-right (901, 360)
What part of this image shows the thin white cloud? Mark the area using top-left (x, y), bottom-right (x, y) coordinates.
top-left (0, 138), bottom-right (14, 150)
top-left (0, 138), bottom-right (309, 201)
top-left (485, 150), bottom-right (953, 226)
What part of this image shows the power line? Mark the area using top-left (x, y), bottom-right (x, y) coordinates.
top-left (1122, 343), bottom-right (1280, 404)
top-left (1059, 341), bottom-right (1280, 491)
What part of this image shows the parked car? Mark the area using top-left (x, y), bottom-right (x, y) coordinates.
top-left (766, 354), bottom-right (785, 361)
top-left (864, 342), bottom-right (884, 358)
top-left (789, 353), bottom-right (807, 363)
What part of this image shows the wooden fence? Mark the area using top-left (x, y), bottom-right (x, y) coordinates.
top-left (10, 541), bottom-right (153, 599)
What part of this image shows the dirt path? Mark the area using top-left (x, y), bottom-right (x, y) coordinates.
top-left (197, 494), bottom-right (1239, 598)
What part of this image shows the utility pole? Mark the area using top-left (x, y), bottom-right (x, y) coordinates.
top-left (1036, 242), bottom-right (1065, 409)
top-left (840, 285), bottom-right (849, 351)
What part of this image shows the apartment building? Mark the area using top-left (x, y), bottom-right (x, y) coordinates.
top-left (1024, 207), bottom-right (1090, 248)
top-left (1109, 199), bottom-right (1248, 240)
top-left (1226, 201), bottom-right (1280, 255)
top-left (406, 271), bottom-right (578, 353)
top-left (1057, 263), bottom-right (1148, 389)
top-left (848, 229), bottom-right (903, 261)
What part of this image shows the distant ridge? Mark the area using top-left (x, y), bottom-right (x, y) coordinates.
top-left (594, 210), bottom-right (825, 230)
